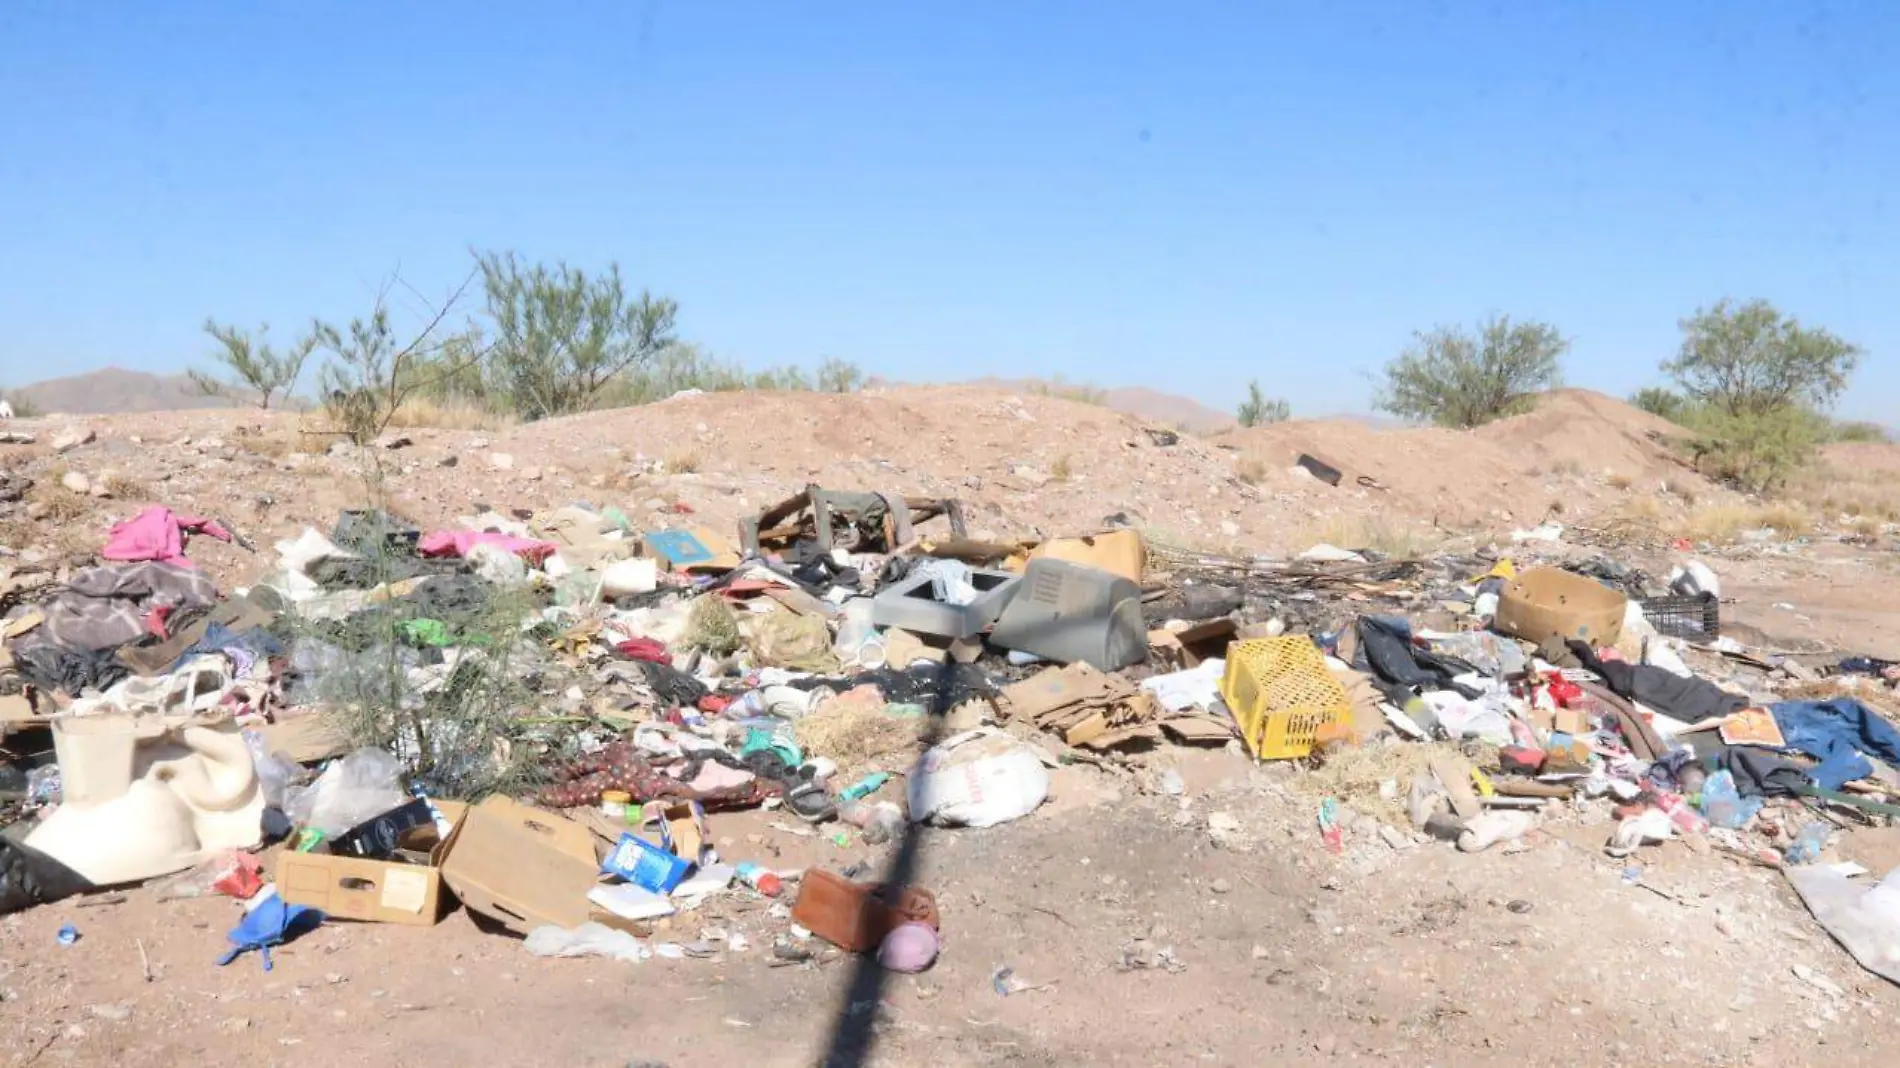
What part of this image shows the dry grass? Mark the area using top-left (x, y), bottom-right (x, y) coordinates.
top-left (1755, 502), bottom-right (1815, 538)
top-left (49, 523), bottom-right (97, 562)
top-left (1296, 513), bottom-right (1431, 559)
top-left (1235, 454), bottom-right (1267, 485)
top-left (1548, 457), bottom-right (1584, 477)
top-left (1050, 453), bottom-right (1073, 482)
top-left (1848, 515), bottom-right (1884, 539)
top-left (663, 447), bottom-right (702, 474)
top-left (0, 516), bottom-right (33, 551)
top-left (1286, 740), bottom-right (1439, 823)
top-left (101, 473), bottom-right (151, 501)
top-left (27, 477), bottom-right (92, 523)
top-left (1661, 478), bottom-right (1698, 506)
top-left (1785, 460), bottom-right (1900, 524)
top-left (793, 687), bottom-right (930, 774)
top-left (1615, 495), bottom-right (1667, 526)
top-left (1605, 472), bottom-right (1634, 491)
top-left (1683, 502), bottom-right (1815, 544)
top-left (383, 396), bottom-right (517, 432)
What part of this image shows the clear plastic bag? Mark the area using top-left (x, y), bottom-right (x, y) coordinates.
top-left (281, 748), bottom-right (408, 836)
top-left (242, 730), bottom-right (303, 809)
top-left (524, 922), bottom-right (651, 963)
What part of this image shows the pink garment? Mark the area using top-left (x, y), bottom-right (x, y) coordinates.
top-left (418, 530), bottom-right (558, 565)
top-left (101, 506), bottom-right (233, 568)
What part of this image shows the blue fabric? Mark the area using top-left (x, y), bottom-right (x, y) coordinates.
top-left (1770, 698), bottom-right (1900, 791)
top-left (216, 892), bottom-right (323, 971)
top-left (169, 622), bottom-right (285, 675)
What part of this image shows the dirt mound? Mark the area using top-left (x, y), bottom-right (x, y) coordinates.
top-left (1219, 389), bottom-right (1707, 529)
top-left (0, 386), bottom-right (1738, 580)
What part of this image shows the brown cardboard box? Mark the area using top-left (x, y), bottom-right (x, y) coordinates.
top-left (438, 796), bottom-right (600, 935)
top-left (1027, 529), bottom-right (1144, 584)
top-left (1495, 567), bottom-right (1626, 651)
top-left (275, 800), bottom-right (467, 926)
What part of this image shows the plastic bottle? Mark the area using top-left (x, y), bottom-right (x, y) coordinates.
top-left (839, 800), bottom-right (905, 844)
top-left (837, 771), bottom-right (891, 804)
top-left (734, 862), bottom-right (783, 896)
top-left (1785, 821), bottom-right (1830, 865)
top-left (1656, 792), bottom-right (1708, 836)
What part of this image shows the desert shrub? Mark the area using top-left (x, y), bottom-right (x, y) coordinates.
top-left (1374, 315), bottom-right (1566, 429)
top-left (1237, 380), bottom-right (1290, 427)
top-left (191, 320), bottom-right (316, 409)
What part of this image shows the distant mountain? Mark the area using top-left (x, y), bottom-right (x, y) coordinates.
top-left (964, 377), bottom-right (1235, 433)
top-left (13, 367), bottom-right (242, 414)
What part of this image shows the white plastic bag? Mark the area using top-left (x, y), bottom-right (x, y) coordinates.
top-left (524, 921), bottom-right (651, 963)
top-left (907, 728), bottom-right (1049, 828)
top-left (1786, 865), bottom-right (1900, 984)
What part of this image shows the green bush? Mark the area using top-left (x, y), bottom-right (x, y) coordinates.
top-left (1237, 380), bottom-right (1290, 427)
top-left (1375, 315), bottom-right (1567, 428)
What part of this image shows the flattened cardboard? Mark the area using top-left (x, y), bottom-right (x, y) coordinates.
top-left (258, 715), bottom-right (350, 764)
top-left (439, 796), bottom-right (600, 935)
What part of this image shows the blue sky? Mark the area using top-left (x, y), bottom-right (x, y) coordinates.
top-left (0, 2), bottom-right (1892, 420)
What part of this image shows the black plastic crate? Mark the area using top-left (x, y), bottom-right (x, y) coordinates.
top-left (1640, 592), bottom-right (1720, 640)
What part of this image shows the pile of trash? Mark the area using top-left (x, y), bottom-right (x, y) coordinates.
top-left (3, 481), bottom-right (1900, 986)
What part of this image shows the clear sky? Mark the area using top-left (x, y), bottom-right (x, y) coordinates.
top-left (0, 2), bottom-right (1892, 420)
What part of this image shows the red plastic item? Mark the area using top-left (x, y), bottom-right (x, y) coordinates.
top-left (211, 852), bottom-right (265, 899)
top-left (615, 638), bottom-right (670, 664)
top-left (1545, 673), bottom-right (1584, 708)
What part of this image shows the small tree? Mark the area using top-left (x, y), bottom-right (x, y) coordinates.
top-left (1629, 386), bottom-right (1689, 423)
top-left (1666, 299), bottom-right (1861, 417)
top-left (1236, 380), bottom-right (1290, 427)
top-left (190, 320), bottom-right (316, 409)
top-left (316, 274), bottom-right (482, 444)
top-left (816, 357), bottom-right (865, 394)
top-left (1374, 315), bottom-right (1567, 429)
top-left (478, 251), bottom-right (679, 420)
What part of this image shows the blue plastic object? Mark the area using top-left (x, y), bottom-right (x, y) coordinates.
top-left (644, 530), bottom-right (714, 567)
top-left (602, 833), bottom-right (691, 894)
top-left (56, 924), bottom-right (78, 946)
top-left (216, 890), bottom-right (324, 971)
top-left (1698, 770), bottom-right (1763, 829)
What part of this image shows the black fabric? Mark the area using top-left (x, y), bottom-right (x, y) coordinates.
top-left (1355, 616), bottom-right (1481, 697)
top-left (13, 645), bottom-right (129, 696)
top-left (789, 662), bottom-right (997, 716)
top-left (1720, 747), bottom-right (1812, 799)
top-left (1567, 641), bottom-right (1748, 723)
top-left (639, 660), bottom-right (709, 707)
top-left (0, 832), bottom-right (90, 917)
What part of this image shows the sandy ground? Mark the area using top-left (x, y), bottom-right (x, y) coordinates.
top-left (3, 389), bottom-right (1900, 1066)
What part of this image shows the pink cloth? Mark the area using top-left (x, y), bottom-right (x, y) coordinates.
top-left (101, 506), bottom-right (232, 568)
top-left (418, 530), bottom-right (558, 565)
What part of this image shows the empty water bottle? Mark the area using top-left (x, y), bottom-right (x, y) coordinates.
top-left (1785, 821), bottom-right (1830, 865)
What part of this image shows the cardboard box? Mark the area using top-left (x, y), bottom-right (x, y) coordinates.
top-left (1495, 567), bottom-right (1626, 652)
top-left (1027, 529), bottom-right (1144, 584)
top-left (275, 800), bottom-right (467, 927)
top-left (438, 796), bottom-right (600, 935)
top-left (277, 850), bottom-right (448, 926)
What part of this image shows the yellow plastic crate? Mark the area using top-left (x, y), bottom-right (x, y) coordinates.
top-left (1219, 636), bottom-right (1352, 759)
